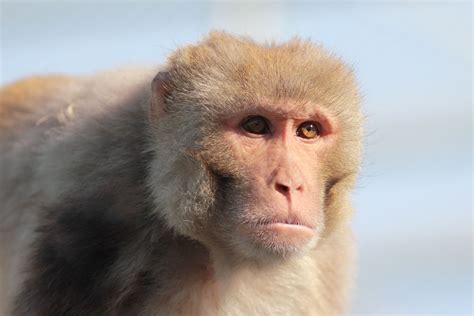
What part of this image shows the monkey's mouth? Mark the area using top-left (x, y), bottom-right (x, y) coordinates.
top-left (252, 218), bottom-right (316, 240)
top-left (255, 217), bottom-right (314, 228)
top-left (259, 221), bottom-right (314, 233)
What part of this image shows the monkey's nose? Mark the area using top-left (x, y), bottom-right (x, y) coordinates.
top-left (274, 181), bottom-right (303, 197)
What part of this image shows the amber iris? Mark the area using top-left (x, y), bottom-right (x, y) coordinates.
top-left (297, 122), bottom-right (320, 139)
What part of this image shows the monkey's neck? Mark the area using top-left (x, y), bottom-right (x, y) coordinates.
top-left (146, 233), bottom-right (349, 316)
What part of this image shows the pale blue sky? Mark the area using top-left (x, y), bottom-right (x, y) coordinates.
top-left (1, 2), bottom-right (472, 314)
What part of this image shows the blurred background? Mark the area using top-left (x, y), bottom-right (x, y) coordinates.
top-left (1, 1), bottom-right (472, 315)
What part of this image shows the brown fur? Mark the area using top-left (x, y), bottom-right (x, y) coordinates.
top-left (0, 32), bottom-right (362, 315)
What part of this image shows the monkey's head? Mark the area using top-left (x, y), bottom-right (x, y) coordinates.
top-left (148, 32), bottom-right (362, 262)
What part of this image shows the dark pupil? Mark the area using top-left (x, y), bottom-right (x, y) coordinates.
top-left (248, 120), bottom-right (264, 132)
top-left (243, 116), bottom-right (268, 134)
top-left (304, 124), bottom-right (316, 133)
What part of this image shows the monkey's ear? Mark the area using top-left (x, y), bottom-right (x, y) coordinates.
top-left (150, 71), bottom-right (172, 121)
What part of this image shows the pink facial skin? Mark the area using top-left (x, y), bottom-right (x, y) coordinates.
top-left (222, 102), bottom-right (337, 252)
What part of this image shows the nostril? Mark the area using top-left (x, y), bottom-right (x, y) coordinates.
top-left (295, 183), bottom-right (304, 192)
top-left (275, 183), bottom-right (290, 195)
top-left (274, 182), bottom-right (304, 195)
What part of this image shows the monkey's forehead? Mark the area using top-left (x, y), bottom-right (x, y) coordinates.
top-left (166, 32), bottom-right (360, 116)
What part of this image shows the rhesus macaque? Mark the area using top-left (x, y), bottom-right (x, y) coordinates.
top-left (0, 32), bottom-right (362, 315)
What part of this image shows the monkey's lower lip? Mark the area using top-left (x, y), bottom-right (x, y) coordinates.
top-left (257, 222), bottom-right (315, 238)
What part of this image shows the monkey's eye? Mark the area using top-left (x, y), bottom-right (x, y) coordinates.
top-left (296, 121), bottom-right (321, 139)
top-left (241, 116), bottom-right (271, 135)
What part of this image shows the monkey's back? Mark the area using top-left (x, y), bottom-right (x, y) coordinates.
top-left (0, 69), bottom-right (154, 215)
top-left (0, 74), bottom-right (83, 243)
top-left (0, 68), bottom-right (156, 313)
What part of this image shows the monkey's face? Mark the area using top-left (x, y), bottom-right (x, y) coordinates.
top-left (200, 101), bottom-right (341, 260)
top-left (149, 33), bottom-right (362, 261)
